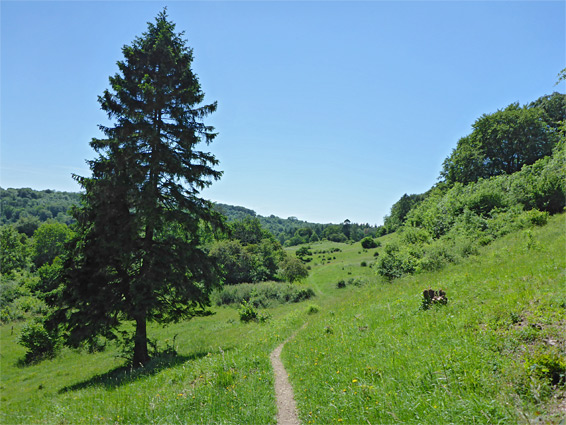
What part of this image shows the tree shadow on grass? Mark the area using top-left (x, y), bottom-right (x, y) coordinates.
top-left (59, 347), bottom-right (232, 393)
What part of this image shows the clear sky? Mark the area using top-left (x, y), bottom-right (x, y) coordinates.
top-left (2, 1), bottom-right (564, 225)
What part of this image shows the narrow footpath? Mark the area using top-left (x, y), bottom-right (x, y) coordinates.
top-left (269, 325), bottom-right (306, 425)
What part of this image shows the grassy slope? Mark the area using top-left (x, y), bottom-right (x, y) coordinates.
top-left (1, 303), bottom-right (307, 424)
top-left (1, 214), bottom-right (564, 424)
top-left (284, 213), bottom-right (566, 424)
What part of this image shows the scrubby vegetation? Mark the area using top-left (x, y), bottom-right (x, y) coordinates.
top-left (211, 281), bottom-right (315, 308)
top-left (375, 91), bottom-right (565, 281)
top-left (376, 142), bottom-right (564, 279)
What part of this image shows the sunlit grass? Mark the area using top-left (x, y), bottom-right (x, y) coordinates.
top-left (283, 213), bottom-right (565, 424)
top-left (1, 214), bottom-right (564, 424)
top-left (1, 303), bottom-right (306, 424)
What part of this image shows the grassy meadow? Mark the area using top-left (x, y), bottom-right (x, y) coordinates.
top-left (1, 214), bottom-right (565, 424)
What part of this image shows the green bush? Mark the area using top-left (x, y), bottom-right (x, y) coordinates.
top-left (524, 209), bottom-right (549, 226)
top-left (18, 319), bottom-right (58, 364)
top-left (419, 242), bottom-right (457, 272)
top-left (524, 352), bottom-right (566, 387)
top-left (360, 237), bottom-right (379, 249)
top-left (278, 256), bottom-right (309, 283)
top-left (306, 304), bottom-right (320, 314)
top-left (400, 227), bottom-right (430, 245)
top-left (238, 300), bottom-right (257, 323)
top-left (377, 243), bottom-right (420, 280)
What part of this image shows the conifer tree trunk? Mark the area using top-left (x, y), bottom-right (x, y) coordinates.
top-left (133, 314), bottom-right (149, 366)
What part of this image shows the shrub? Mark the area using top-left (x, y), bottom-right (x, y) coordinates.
top-left (360, 261), bottom-right (367, 267)
top-left (18, 319), bottom-right (58, 364)
top-left (377, 244), bottom-right (420, 280)
top-left (401, 227), bottom-right (430, 245)
top-left (295, 246), bottom-right (313, 261)
top-left (211, 281), bottom-right (315, 307)
top-left (336, 280), bottom-right (346, 289)
top-left (238, 300), bottom-right (258, 323)
top-left (524, 352), bottom-right (566, 387)
top-left (278, 256), bottom-right (309, 283)
top-left (306, 304), bottom-right (320, 315)
top-left (524, 209), bottom-right (549, 226)
top-left (419, 242), bottom-right (458, 272)
top-left (348, 277), bottom-right (368, 287)
top-left (360, 237), bottom-right (379, 249)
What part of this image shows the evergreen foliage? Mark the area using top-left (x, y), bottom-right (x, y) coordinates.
top-left (47, 10), bottom-right (223, 366)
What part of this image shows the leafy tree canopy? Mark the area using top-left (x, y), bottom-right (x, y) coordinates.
top-left (0, 188), bottom-right (79, 227)
top-left (441, 95), bottom-right (563, 185)
top-left (32, 221), bottom-right (74, 268)
top-left (0, 226), bottom-right (30, 276)
top-left (383, 193), bottom-right (427, 233)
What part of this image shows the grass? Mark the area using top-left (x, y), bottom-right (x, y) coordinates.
top-left (1, 303), bottom-right (306, 424)
top-left (283, 213), bottom-right (566, 424)
top-left (1, 214), bottom-right (564, 424)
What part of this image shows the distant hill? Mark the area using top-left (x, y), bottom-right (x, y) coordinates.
top-left (0, 187), bottom-right (80, 226)
top-left (0, 188), bottom-right (381, 245)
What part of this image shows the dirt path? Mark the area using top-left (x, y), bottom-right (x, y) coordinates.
top-left (270, 325), bottom-right (306, 425)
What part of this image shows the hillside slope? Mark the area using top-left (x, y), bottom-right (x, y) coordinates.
top-left (1, 214), bottom-right (564, 424)
top-left (284, 213), bottom-right (566, 424)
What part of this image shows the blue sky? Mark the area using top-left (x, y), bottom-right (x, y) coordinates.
top-left (2, 1), bottom-right (564, 225)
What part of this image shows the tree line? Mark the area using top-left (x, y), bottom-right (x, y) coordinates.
top-left (1, 189), bottom-right (381, 248)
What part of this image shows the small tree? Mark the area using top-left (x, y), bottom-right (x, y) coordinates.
top-left (278, 256), bottom-right (309, 283)
top-left (47, 10), bottom-right (222, 367)
top-left (0, 225), bottom-right (30, 276)
top-left (32, 221), bottom-right (73, 268)
top-left (18, 319), bottom-right (58, 364)
top-left (295, 246), bottom-right (312, 262)
top-left (360, 237), bottom-right (379, 249)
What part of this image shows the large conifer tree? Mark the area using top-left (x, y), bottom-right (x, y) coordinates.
top-left (48, 10), bottom-right (222, 366)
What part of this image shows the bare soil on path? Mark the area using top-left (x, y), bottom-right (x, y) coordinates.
top-left (270, 324), bottom-right (306, 425)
